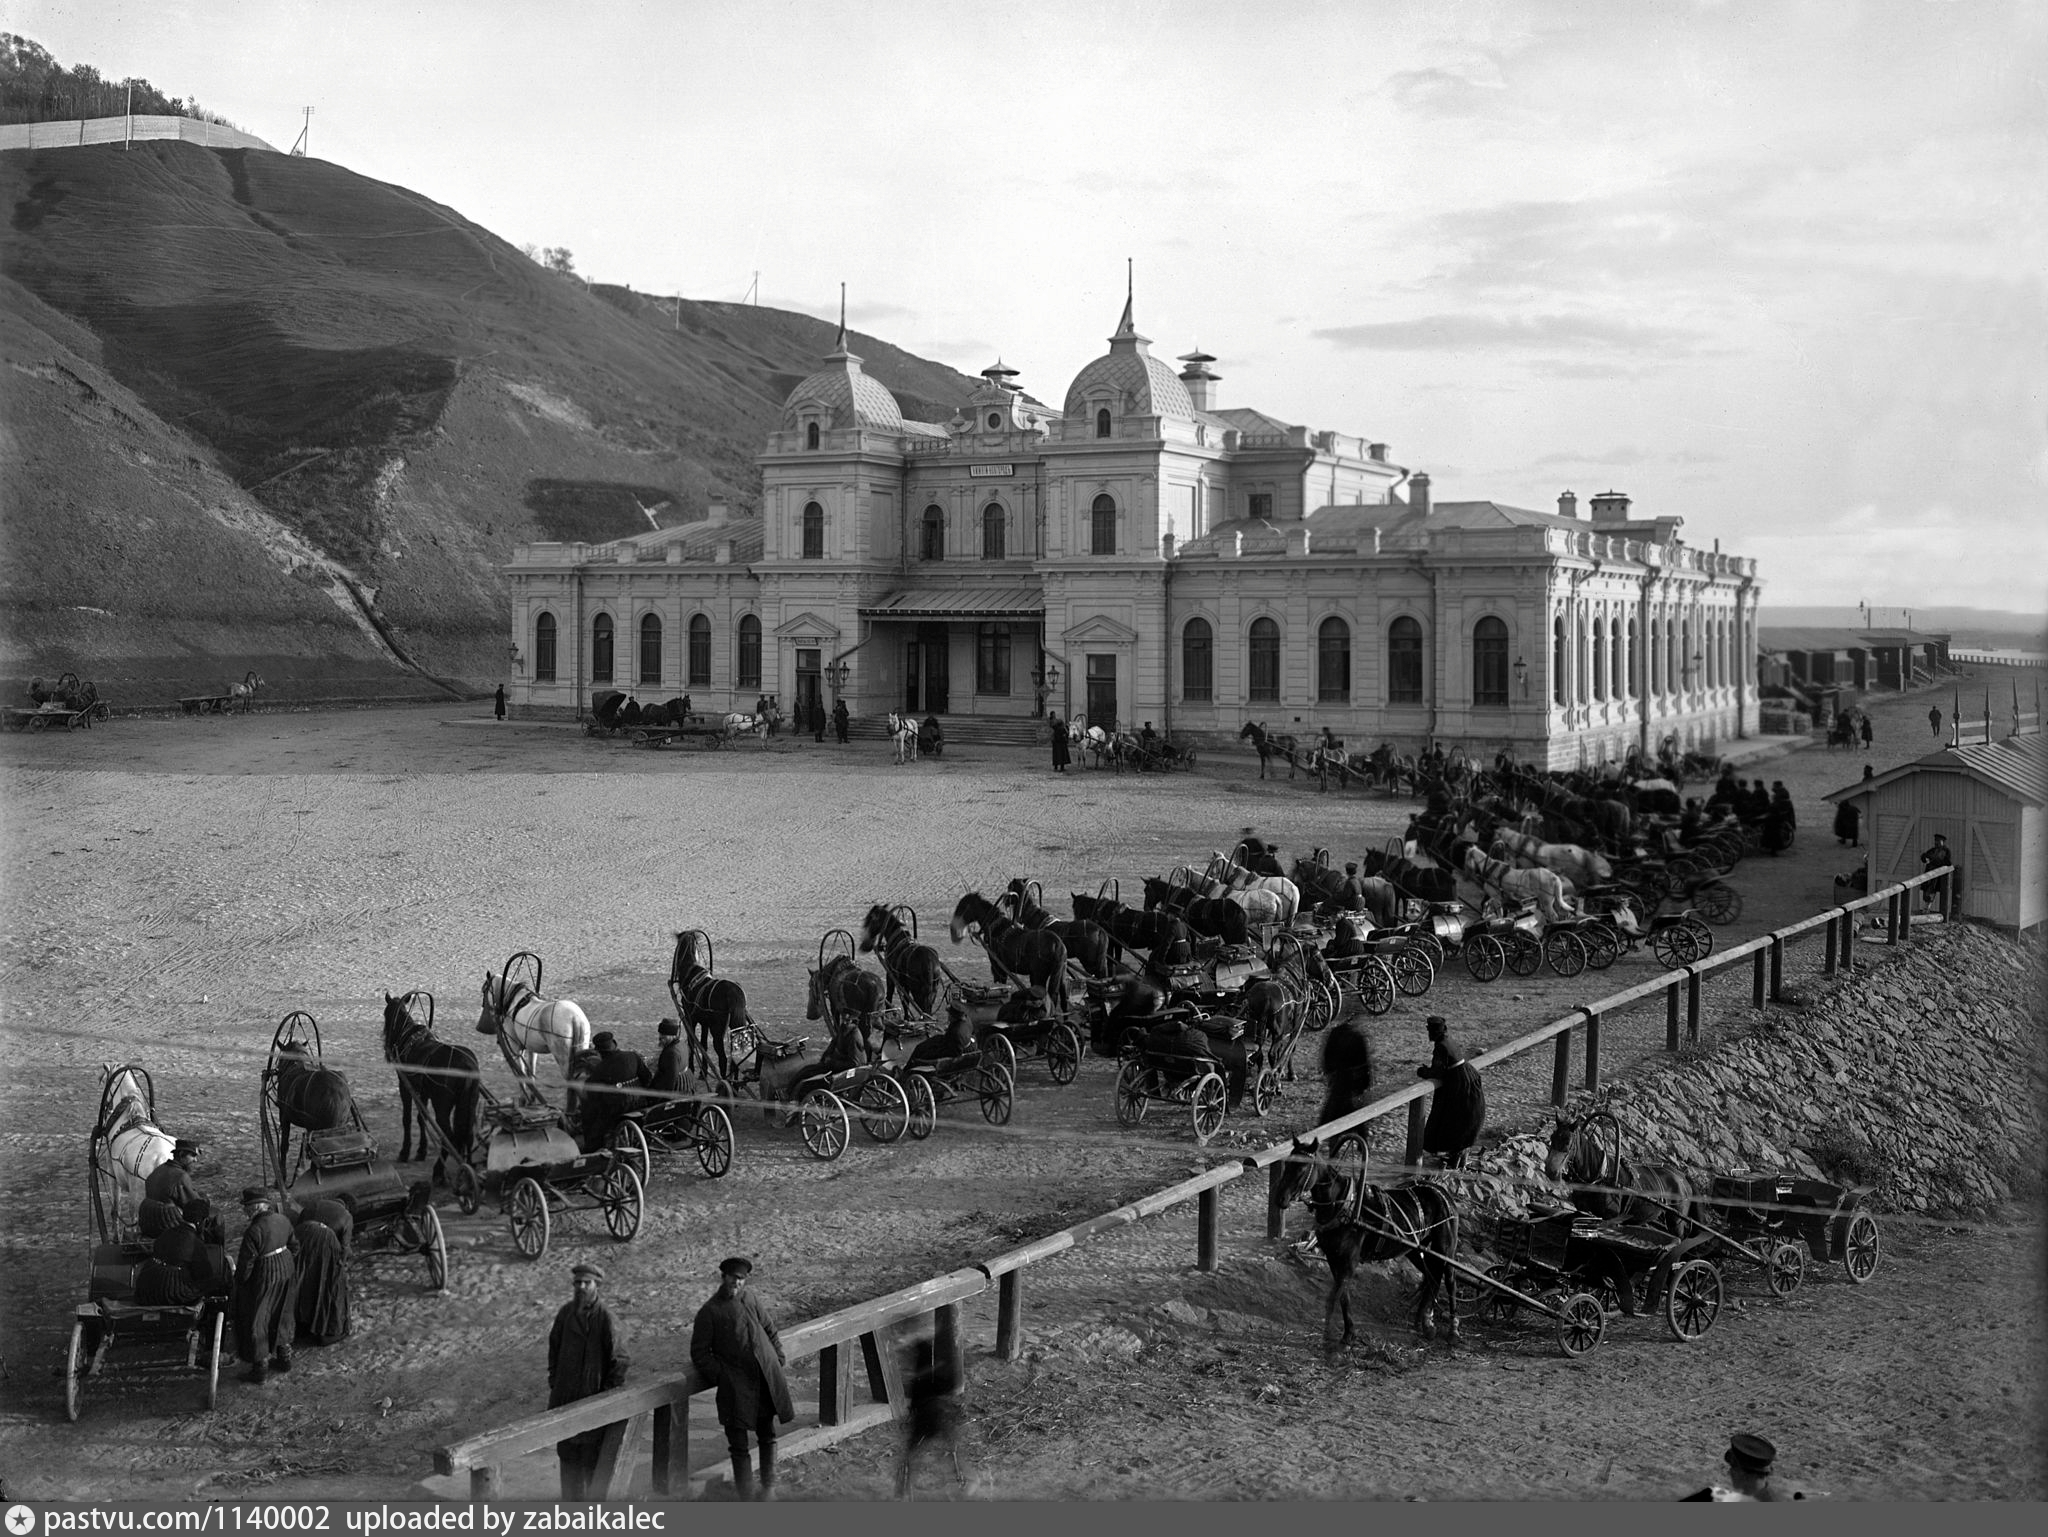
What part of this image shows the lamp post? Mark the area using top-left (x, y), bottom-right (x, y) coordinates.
top-left (826, 660), bottom-right (850, 701)
top-left (508, 642), bottom-right (524, 675)
top-left (1512, 655), bottom-right (1528, 700)
top-left (1032, 658), bottom-right (1061, 719)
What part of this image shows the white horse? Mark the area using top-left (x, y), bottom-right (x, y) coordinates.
top-left (1462, 845), bottom-right (1576, 922)
top-left (721, 712), bottom-right (770, 742)
top-left (474, 969), bottom-right (595, 1107)
top-left (1204, 853), bottom-right (1302, 924)
top-left (97, 1064), bottom-right (174, 1242)
top-left (1170, 862), bottom-right (1297, 929)
top-left (885, 711), bottom-right (919, 764)
top-left (1490, 830), bottom-right (1612, 893)
top-left (229, 670), bottom-right (265, 713)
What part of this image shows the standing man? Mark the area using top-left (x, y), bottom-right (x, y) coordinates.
top-left (811, 694), bottom-right (827, 743)
top-left (691, 1257), bottom-right (794, 1501)
top-left (233, 1187), bottom-right (298, 1383)
top-left (576, 1031), bottom-right (652, 1154)
top-left (494, 684), bottom-right (507, 722)
top-left (1919, 832), bottom-right (1955, 911)
top-left (547, 1262), bottom-right (630, 1500)
top-left (1859, 713), bottom-right (1873, 748)
top-left (1415, 1016), bottom-right (1486, 1170)
top-left (832, 698), bottom-right (850, 744)
top-left (1049, 713), bottom-right (1070, 774)
top-left (1929, 703), bottom-right (1943, 738)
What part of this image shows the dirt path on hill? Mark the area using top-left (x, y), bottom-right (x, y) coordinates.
top-left (0, 682), bottom-right (2038, 1501)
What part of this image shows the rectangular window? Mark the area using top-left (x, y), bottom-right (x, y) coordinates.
top-left (1183, 633), bottom-right (1212, 702)
top-left (1249, 631), bottom-right (1281, 702)
top-left (976, 624), bottom-right (1011, 695)
top-left (1389, 635), bottom-right (1423, 704)
top-left (1249, 492), bottom-right (1273, 520)
top-left (640, 627), bottom-right (663, 686)
top-left (737, 625), bottom-right (761, 689)
top-left (687, 624), bottom-right (711, 687)
top-left (1091, 504), bottom-right (1116, 555)
top-left (921, 515), bottom-right (944, 561)
top-left (535, 624), bottom-right (556, 683)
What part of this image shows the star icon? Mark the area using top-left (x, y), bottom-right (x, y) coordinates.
top-left (6, 1505), bottom-right (36, 1536)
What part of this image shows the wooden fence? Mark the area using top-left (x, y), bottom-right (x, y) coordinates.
top-left (434, 867), bottom-right (1953, 1499)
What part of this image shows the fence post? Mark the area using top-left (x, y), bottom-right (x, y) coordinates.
top-left (1752, 949), bottom-right (1766, 1008)
top-left (1886, 892), bottom-right (1900, 945)
top-left (1900, 889), bottom-right (1912, 942)
top-left (1550, 1028), bottom-right (1571, 1106)
top-left (819, 1342), bottom-right (852, 1427)
top-left (1197, 1186), bottom-right (1219, 1272)
top-left (1686, 968), bottom-right (1702, 1045)
top-left (995, 1271), bottom-right (1022, 1361)
top-left (935, 1302), bottom-right (965, 1398)
top-left (1841, 909), bottom-right (1856, 971)
top-left (1666, 979), bottom-right (1680, 1051)
top-left (1267, 1161), bottom-right (1287, 1240)
top-left (652, 1402), bottom-right (689, 1498)
top-left (1769, 936), bottom-right (1783, 1001)
top-left (1404, 1098), bottom-right (1426, 1167)
top-left (1583, 1010), bottom-right (1601, 1092)
top-left (470, 1467), bottom-right (500, 1500)
top-left (1824, 916), bottom-right (1838, 974)
top-left (1943, 870), bottom-right (1956, 920)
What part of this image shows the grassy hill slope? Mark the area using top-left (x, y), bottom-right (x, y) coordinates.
top-left (0, 141), bottom-right (979, 702)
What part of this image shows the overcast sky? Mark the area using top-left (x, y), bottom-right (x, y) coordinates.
top-left (16, 0), bottom-right (2046, 612)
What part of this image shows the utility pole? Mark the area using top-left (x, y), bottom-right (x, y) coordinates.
top-left (744, 271), bottom-right (759, 306)
top-left (290, 106), bottom-right (313, 157)
top-left (125, 81), bottom-right (132, 149)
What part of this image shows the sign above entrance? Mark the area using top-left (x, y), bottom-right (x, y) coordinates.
top-left (969, 464), bottom-right (1015, 478)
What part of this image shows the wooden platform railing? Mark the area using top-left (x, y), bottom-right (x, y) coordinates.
top-left (434, 867), bottom-right (1951, 1499)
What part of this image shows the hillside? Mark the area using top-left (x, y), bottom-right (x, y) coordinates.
top-left (0, 140), bottom-right (980, 702)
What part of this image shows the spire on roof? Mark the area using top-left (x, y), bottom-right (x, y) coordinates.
top-left (823, 282), bottom-right (861, 366)
top-left (1113, 258), bottom-right (1137, 339)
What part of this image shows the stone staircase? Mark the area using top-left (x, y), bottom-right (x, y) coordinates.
top-left (844, 714), bottom-right (1046, 749)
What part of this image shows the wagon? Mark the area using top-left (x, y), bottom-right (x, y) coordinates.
top-left (447, 1095), bottom-right (644, 1261)
top-left (5, 702), bottom-right (107, 731)
top-left (721, 1026), bottom-right (912, 1162)
top-left (603, 1090), bottom-right (736, 1188)
top-left (1578, 887), bottom-right (1716, 969)
top-left (891, 1042), bottom-right (1017, 1139)
top-left (1112, 997), bottom-right (1298, 1144)
top-left (1460, 1206), bottom-right (1726, 1351)
top-left (1461, 900), bottom-right (1550, 983)
top-left (953, 975), bottom-right (1083, 1086)
top-left (1701, 1171), bottom-right (1882, 1287)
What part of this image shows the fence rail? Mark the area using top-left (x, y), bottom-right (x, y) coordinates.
top-left (0, 114), bottom-right (277, 153)
top-left (434, 866), bottom-right (1953, 1499)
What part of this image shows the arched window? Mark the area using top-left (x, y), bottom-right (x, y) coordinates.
top-left (1388, 617), bottom-right (1423, 704)
top-left (1614, 616), bottom-right (1627, 700)
top-left (687, 614), bottom-right (711, 687)
top-left (981, 503), bottom-right (1006, 560)
top-left (1182, 618), bottom-right (1213, 702)
top-left (1248, 617), bottom-right (1281, 703)
top-left (736, 614), bottom-right (761, 689)
top-left (1666, 618), bottom-right (1677, 695)
top-left (534, 612), bottom-right (557, 682)
top-left (801, 501), bottom-right (824, 560)
top-left (805, 422), bottom-right (820, 450)
top-left (920, 505), bottom-right (944, 561)
top-left (1476, 617), bottom-right (1510, 707)
top-left (1551, 617), bottom-right (1566, 706)
top-left (639, 613), bottom-right (663, 685)
top-left (1095, 407), bottom-right (1112, 439)
top-left (1649, 616), bottom-right (1662, 696)
top-left (591, 613), bottom-right (614, 684)
top-left (1090, 494), bottom-right (1117, 556)
top-left (1576, 617), bottom-right (1590, 703)
top-left (1681, 618), bottom-right (1693, 692)
top-left (1317, 616), bottom-right (1350, 703)
top-left (1592, 618), bottom-right (1606, 700)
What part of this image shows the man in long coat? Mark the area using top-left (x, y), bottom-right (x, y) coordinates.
top-left (548, 1262), bottom-right (630, 1499)
top-left (292, 1213), bottom-right (350, 1347)
top-left (233, 1187), bottom-right (299, 1382)
top-left (690, 1257), bottom-right (794, 1500)
top-left (649, 1019), bottom-right (688, 1095)
top-left (1415, 1016), bottom-right (1486, 1169)
top-left (576, 1031), bottom-right (652, 1153)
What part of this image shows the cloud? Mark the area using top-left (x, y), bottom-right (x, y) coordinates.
top-left (846, 299), bottom-right (917, 326)
top-left (1384, 59), bottom-right (1508, 118)
top-left (1313, 313), bottom-right (1694, 353)
top-left (1532, 446), bottom-right (1725, 467)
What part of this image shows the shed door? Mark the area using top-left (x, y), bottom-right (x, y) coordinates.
top-left (1966, 781), bottom-right (2020, 926)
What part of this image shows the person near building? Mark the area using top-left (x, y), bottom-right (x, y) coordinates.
top-left (1919, 832), bottom-right (1955, 910)
top-left (811, 695), bottom-right (827, 743)
top-left (832, 698), bottom-right (850, 744)
top-left (1415, 1016), bottom-right (1486, 1169)
top-left (691, 1257), bottom-right (794, 1501)
top-left (1859, 713), bottom-right (1873, 747)
top-left (1929, 704), bottom-right (1943, 738)
top-left (494, 684), bottom-right (506, 721)
top-left (1050, 713), bottom-right (1071, 773)
top-left (649, 1018), bottom-right (688, 1095)
top-left (233, 1187), bottom-right (298, 1382)
top-left (548, 1262), bottom-right (630, 1500)
top-left (1833, 797), bottom-right (1861, 847)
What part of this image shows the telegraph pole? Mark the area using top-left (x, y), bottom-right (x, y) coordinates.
top-left (290, 106), bottom-right (314, 157)
top-left (125, 81), bottom-right (132, 149)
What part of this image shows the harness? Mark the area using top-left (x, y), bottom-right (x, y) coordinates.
top-left (673, 964), bottom-right (721, 1011)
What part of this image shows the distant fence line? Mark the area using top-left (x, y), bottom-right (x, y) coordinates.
top-left (0, 115), bottom-right (277, 153)
top-left (1951, 648), bottom-right (2048, 669)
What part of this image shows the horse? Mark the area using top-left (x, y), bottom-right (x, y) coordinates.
top-left (1204, 854), bottom-right (1301, 924)
top-left (999, 882), bottom-right (1118, 978)
top-left (885, 712), bottom-right (920, 765)
top-left (475, 967), bottom-right (595, 1106)
top-left (858, 905), bottom-right (950, 1016)
top-left (669, 930), bottom-right (751, 1084)
top-left (269, 1041), bottom-right (355, 1183)
top-left (1273, 1135), bottom-right (1461, 1347)
top-left (950, 893), bottom-right (1070, 1011)
top-left (1289, 858), bottom-right (1364, 916)
top-left (721, 712), bottom-right (771, 742)
top-left (1489, 829), bottom-right (1612, 893)
top-left (1227, 974), bottom-right (1291, 1057)
top-left (96, 1064), bottom-right (175, 1240)
top-left (1237, 721), bottom-right (1297, 780)
top-left (381, 991), bottom-right (481, 1184)
top-left (805, 954), bottom-right (885, 1061)
top-left (1457, 843), bottom-right (1576, 921)
top-left (1546, 1110), bottom-right (1700, 1233)
top-left (1068, 892), bottom-right (1194, 968)
top-left (1140, 876), bottom-right (1252, 947)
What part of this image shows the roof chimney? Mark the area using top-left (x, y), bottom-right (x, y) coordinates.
top-left (1558, 490), bottom-right (1578, 520)
top-left (1409, 472), bottom-right (1432, 518)
top-left (1589, 489), bottom-right (1632, 525)
top-left (705, 501), bottom-right (729, 525)
top-left (1177, 348), bottom-right (1220, 413)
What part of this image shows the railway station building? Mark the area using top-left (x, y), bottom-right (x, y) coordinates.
top-left (502, 297), bottom-right (1763, 767)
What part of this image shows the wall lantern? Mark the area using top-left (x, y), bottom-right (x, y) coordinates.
top-left (826, 660), bottom-right (851, 697)
top-left (1512, 655), bottom-right (1528, 698)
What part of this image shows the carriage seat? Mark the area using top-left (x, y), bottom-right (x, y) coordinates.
top-left (306, 1128), bottom-right (379, 1171)
top-left (755, 1036), bottom-right (808, 1063)
top-left (906, 1053), bottom-right (979, 1078)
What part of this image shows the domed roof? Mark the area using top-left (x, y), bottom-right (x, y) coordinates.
top-left (1062, 296), bottom-right (1195, 422)
top-left (778, 326), bottom-right (904, 433)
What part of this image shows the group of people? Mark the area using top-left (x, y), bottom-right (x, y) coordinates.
top-left (1705, 771), bottom-right (1798, 854)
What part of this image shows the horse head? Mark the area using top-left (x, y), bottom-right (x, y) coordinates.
top-left (383, 992), bottom-right (419, 1058)
top-left (475, 971), bottom-right (508, 1035)
top-left (804, 963), bottom-right (830, 1021)
top-left (948, 892), bottom-right (989, 944)
top-left (1237, 721), bottom-right (1261, 742)
top-left (1274, 1137), bottom-right (1326, 1208)
top-left (856, 904), bottom-right (894, 953)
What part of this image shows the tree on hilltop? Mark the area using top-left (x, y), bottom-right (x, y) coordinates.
top-left (0, 31), bottom-right (244, 128)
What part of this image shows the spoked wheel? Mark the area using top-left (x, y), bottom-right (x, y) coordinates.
top-left (725, 1023), bottom-right (759, 1068)
top-left (1556, 1291), bottom-right (1607, 1358)
top-left (979, 1065), bottom-right (1015, 1126)
top-left (1046, 1022), bottom-right (1081, 1085)
top-left (1392, 946), bottom-right (1435, 997)
top-left (1681, 918), bottom-right (1714, 961)
top-left (981, 1031), bottom-right (1018, 1080)
top-left (905, 1074), bottom-right (938, 1140)
top-left (693, 1104), bottom-right (735, 1177)
top-left (1304, 981), bottom-right (1336, 1033)
top-left (1414, 934), bottom-right (1448, 971)
top-left (1251, 1066), bottom-right (1280, 1118)
top-left (1114, 1058), bottom-right (1149, 1127)
top-left (397, 1204), bottom-right (450, 1291)
top-left (1664, 1258), bottom-right (1723, 1341)
top-left (1767, 1240), bottom-right (1806, 1299)
top-left (1190, 1071), bottom-right (1226, 1145)
top-left (800, 1090), bottom-right (851, 1161)
top-left (607, 1120), bottom-right (651, 1187)
top-left (203, 1308), bottom-right (223, 1409)
top-left (1478, 1265), bottom-right (1521, 1325)
top-left (856, 1073), bottom-right (911, 1143)
top-left (1506, 933), bottom-right (1543, 978)
top-left (509, 1176), bottom-right (551, 1260)
top-left (1694, 882), bottom-right (1743, 925)
top-left (453, 1162), bottom-right (483, 1216)
top-left (1543, 929), bottom-right (1588, 978)
top-left (1582, 926), bottom-right (1620, 971)
top-left (1650, 925), bottom-right (1691, 970)
top-left (597, 1162), bottom-right (644, 1241)
top-left (1358, 959), bottom-right (1396, 1016)
top-left (1464, 935), bottom-right (1506, 983)
top-left (1327, 1131), bottom-right (1370, 1198)
top-left (64, 1318), bottom-right (90, 1421)
top-left (1844, 1209), bottom-right (1882, 1283)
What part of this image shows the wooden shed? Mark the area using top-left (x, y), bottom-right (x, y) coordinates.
top-left (1826, 731), bottom-right (2047, 930)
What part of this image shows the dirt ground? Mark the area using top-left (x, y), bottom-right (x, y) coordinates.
top-left (0, 679), bottom-right (2041, 1501)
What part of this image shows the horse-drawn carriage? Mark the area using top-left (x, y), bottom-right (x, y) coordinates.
top-left (1113, 947), bottom-right (1310, 1143)
top-left (719, 1023), bottom-right (914, 1162)
top-left (1463, 1206), bottom-right (1727, 1351)
top-left (585, 692), bottom-right (717, 748)
top-left (890, 1036), bottom-right (1018, 1139)
top-left (448, 1093), bottom-right (645, 1260)
top-left (176, 670), bottom-right (263, 716)
top-left (9, 672), bottom-right (111, 732)
top-left (1577, 887), bottom-right (1717, 969)
top-left (69, 1066), bottom-right (227, 1420)
top-left (259, 1012), bottom-right (449, 1287)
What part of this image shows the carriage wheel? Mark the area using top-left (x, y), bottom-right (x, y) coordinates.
top-left (694, 1104), bottom-right (735, 1178)
top-left (1391, 947), bottom-right (1434, 997)
top-left (607, 1120), bottom-right (651, 1187)
top-left (979, 1065), bottom-right (1015, 1126)
top-left (1478, 1265), bottom-right (1521, 1326)
top-left (799, 1091), bottom-right (850, 1162)
top-left (1582, 926), bottom-right (1620, 971)
top-left (1251, 1066), bottom-right (1280, 1118)
top-left (1664, 1259), bottom-right (1723, 1340)
top-left (1681, 918), bottom-right (1714, 962)
top-left (1118, 1026), bottom-right (1147, 1056)
top-left (981, 1032), bottom-right (1017, 1080)
top-left (1303, 980), bottom-right (1335, 1033)
top-left (1556, 1292), bottom-right (1606, 1358)
top-left (1844, 1209), bottom-right (1882, 1283)
top-left (1113, 1058), bottom-right (1149, 1127)
top-left (857, 1073), bottom-right (912, 1143)
top-left (1046, 1022), bottom-right (1081, 1085)
top-left (1694, 882), bottom-right (1743, 925)
top-left (1650, 925), bottom-right (1689, 970)
top-left (1766, 1240), bottom-right (1806, 1299)
top-left (418, 1205), bottom-right (449, 1291)
top-left (1190, 1072), bottom-right (1227, 1145)
top-left (203, 1308), bottom-right (224, 1409)
top-left (1543, 929), bottom-right (1588, 978)
top-left (509, 1176), bottom-right (551, 1260)
top-left (64, 1318), bottom-right (90, 1422)
top-left (1506, 932), bottom-right (1544, 978)
top-left (1414, 934), bottom-right (1447, 971)
top-left (1668, 855), bottom-right (1707, 886)
top-left (598, 1163), bottom-right (644, 1241)
top-left (453, 1162), bottom-right (483, 1216)
top-left (905, 1074), bottom-right (938, 1140)
top-left (1464, 935), bottom-right (1506, 983)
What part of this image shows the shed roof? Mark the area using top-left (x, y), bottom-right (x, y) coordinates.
top-left (1759, 626), bottom-right (1950, 654)
top-left (1824, 732), bottom-right (2047, 808)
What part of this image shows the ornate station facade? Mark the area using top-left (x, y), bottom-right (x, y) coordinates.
top-left (503, 297), bottom-right (1762, 766)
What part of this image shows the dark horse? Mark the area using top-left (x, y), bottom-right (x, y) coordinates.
top-left (267, 1043), bottom-right (355, 1186)
top-left (857, 905), bottom-right (950, 1016)
top-left (806, 954), bottom-right (886, 1062)
top-left (949, 893), bottom-right (1071, 1012)
top-left (1545, 1109), bottom-right (1699, 1231)
top-left (670, 930), bottom-right (750, 1084)
top-left (1237, 721), bottom-right (1297, 781)
top-left (1068, 892), bottom-right (1194, 968)
top-left (382, 990), bottom-right (481, 1184)
top-left (1001, 882), bottom-right (1118, 979)
top-left (1140, 876), bottom-right (1251, 947)
top-left (1273, 1135), bottom-right (1460, 1347)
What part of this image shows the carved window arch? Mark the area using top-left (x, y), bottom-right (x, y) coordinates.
top-left (1388, 616), bottom-right (1424, 704)
top-left (639, 613), bottom-right (663, 685)
top-left (686, 614), bottom-right (711, 687)
top-left (802, 501), bottom-right (824, 560)
top-left (1475, 616), bottom-right (1510, 707)
top-left (805, 422), bottom-right (820, 450)
top-left (1182, 618), bottom-right (1213, 702)
top-left (1090, 494), bottom-right (1117, 556)
top-left (591, 613), bottom-right (614, 684)
top-left (1248, 617), bottom-right (1281, 703)
top-left (1095, 407), bottom-right (1112, 439)
top-left (920, 504), bottom-right (944, 561)
top-left (736, 614), bottom-right (761, 689)
top-left (534, 612), bottom-right (557, 682)
top-left (1317, 616), bottom-right (1351, 703)
top-left (981, 503), bottom-right (1006, 560)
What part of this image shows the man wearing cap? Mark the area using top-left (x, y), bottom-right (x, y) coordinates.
top-left (691, 1258), bottom-right (794, 1500)
top-left (1415, 1016), bottom-right (1486, 1169)
top-left (142, 1140), bottom-right (224, 1242)
top-left (575, 1031), bottom-right (652, 1154)
top-left (905, 1005), bottom-right (979, 1073)
top-left (649, 1020), bottom-right (688, 1096)
top-left (548, 1262), bottom-right (630, 1499)
top-left (1683, 1433), bottom-right (1788, 1500)
top-left (232, 1187), bottom-right (299, 1383)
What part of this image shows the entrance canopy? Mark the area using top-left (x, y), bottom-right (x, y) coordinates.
top-left (858, 587), bottom-right (1045, 619)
